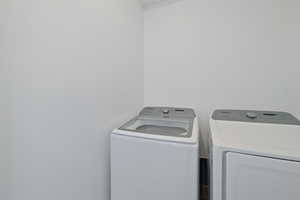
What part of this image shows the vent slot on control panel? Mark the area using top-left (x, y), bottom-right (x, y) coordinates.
top-left (263, 113), bottom-right (277, 116)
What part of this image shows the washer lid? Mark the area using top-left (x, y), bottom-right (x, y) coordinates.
top-left (120, 117), bottom-right (192, 138)
top-left (114, 107), bottom-right (199, 144)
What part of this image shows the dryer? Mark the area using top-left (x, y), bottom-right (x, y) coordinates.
top-left (111, 107), bottom-right (199, 200)
top-left (209, 109), bottom-right (300, 200)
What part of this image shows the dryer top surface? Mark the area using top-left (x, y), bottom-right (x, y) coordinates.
top-left (210, 109), bottom-right (300, 161)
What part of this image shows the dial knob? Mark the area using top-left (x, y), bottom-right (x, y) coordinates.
top-left (162, 109), bottom-right (169, 114)
top-left (246, 112), bottom-right (258, 119)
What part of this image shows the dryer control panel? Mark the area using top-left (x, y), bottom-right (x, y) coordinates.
top-left (212, 109), bottom-right (300, 125)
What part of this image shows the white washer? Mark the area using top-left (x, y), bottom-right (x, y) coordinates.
top-left (209, 109), bottom-right (300, 200)
top-left (111, 107), bottom-right (199, 200)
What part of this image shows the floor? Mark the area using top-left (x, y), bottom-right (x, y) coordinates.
top-left (200, 184), bottom-right (209, 200)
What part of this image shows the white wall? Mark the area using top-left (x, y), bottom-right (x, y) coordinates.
top-left (0, 2), bottom-right (12, 199)
top-left (1, 0), bottom-right (143, 200)
top-left (0, 48), bottom-right (12, 200)
top-left (144, 0), bottom-right (300, 156)
top-left (142, 0), bottom-right (182, 9)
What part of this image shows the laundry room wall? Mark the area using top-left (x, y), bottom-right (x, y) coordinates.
top-left (143, 0), bottom-right (300, 156)
top-left (1, 0), bottom-right (143, 200)
top-left (0, 73), bottom-right (11, 199)
top-left (0, 2), bottom-right (13, 200)
top-left (0, 65), bottom-right (12, 199)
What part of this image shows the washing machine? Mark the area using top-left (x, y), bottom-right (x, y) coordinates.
top-left (111, 107), bottom-right (199, 200)
top-left (209, 109), bottom-right (300, 200)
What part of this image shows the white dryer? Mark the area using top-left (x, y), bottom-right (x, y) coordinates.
top-left (111, 107), bottom-right (199, 200)
top-left (209, 109), bottom-right (300, 200)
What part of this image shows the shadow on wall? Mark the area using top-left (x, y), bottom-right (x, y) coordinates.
top-left (143, 0), bottom-right (183, 10)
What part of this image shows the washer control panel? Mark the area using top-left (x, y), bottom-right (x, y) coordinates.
top-left (212, 109), bottom-right (300, 125)
top-left (162, 109), bottom-right (170, 114)
top-left (139, 107), bottom-right (195, 119)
